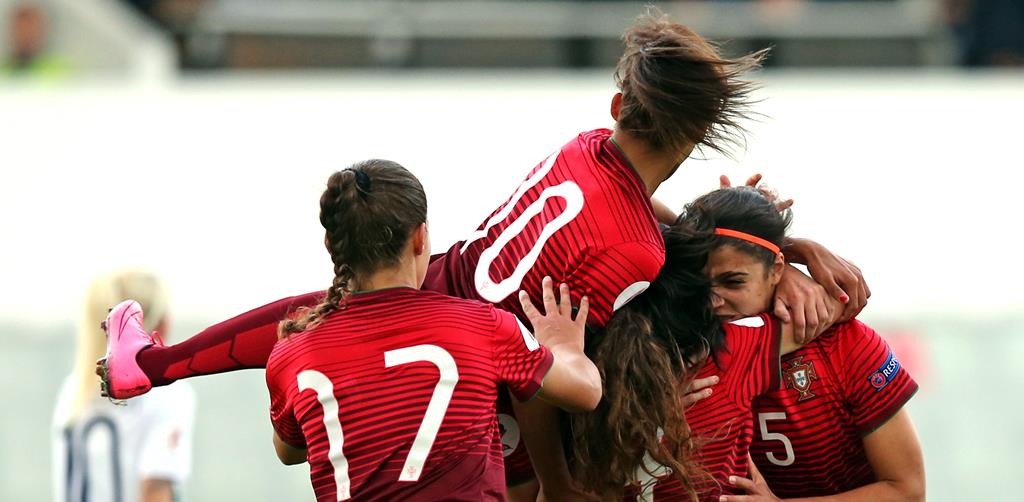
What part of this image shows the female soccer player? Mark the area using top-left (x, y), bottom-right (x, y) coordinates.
top-left (574, 208), bottom-right (819, 502)
top-left (101, 12), bottom-right (867, 500)
top-left (108, 161), bottom-right (603, 502)
top-left (54, 270), bottom-right (195, 502)
top-left (685, 188), bottom-right (923, 502)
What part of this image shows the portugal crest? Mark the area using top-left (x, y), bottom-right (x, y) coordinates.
top-left (783, 356), bottom-right (819, 402)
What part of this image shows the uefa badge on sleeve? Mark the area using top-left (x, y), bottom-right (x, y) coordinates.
top-left (868, 351), bottom-right (901, 392)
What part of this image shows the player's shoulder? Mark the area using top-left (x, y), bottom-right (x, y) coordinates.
top-left (416, 289), bottom-right (499, 314)
top-left (827, 318), bottom-right (881, 347)
top-left (583, 238), bottom-right (665, 270)
top-left (575, 127), bottom-right (612, 145)
top-left (412, 289), bottom-right (514, 332)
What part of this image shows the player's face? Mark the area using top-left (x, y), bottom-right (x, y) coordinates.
top-left (705, 245), bottom-right (779, 321)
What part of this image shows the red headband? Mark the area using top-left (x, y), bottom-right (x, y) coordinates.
top-left (713, 228), bottom-right (782, 255)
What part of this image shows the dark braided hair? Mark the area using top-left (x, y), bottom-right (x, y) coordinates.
top-left (278, 159), bottom-right (428, 338)
top-left (571, 218), bottom-right (724, 501)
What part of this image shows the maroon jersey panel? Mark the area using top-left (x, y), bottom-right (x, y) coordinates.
top-left (625, 314), bottom-right (782, 502)
top-left (266, 288), bottom-right (553, 502)
top-left (748, 320), bottom-right (918, 498)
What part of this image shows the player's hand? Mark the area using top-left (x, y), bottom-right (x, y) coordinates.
top-left (519, 276), bottom-right (589, 351)
top-left (720, 458), bottom-right (782, 502)
top-left (720, 174), bottom-right (794, 212)
top-left (773, 266), bottom-right (839, 344)
top-left (801, 242), bottom-right (870, 322)
top-left (719, 173), bottom-right (764, 189)
top-left (682, 375), bottom-right (719, 408)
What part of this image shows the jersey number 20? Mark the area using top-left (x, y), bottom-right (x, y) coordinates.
top-left (298, 345), bottom-right (459, 501)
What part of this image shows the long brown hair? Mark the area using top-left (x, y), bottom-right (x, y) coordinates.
top-left (278, 159), bottom-right (428, 338)
top-left (571, 220), bottom-right (724, 500)
top-left (614, 10), bottom-right (768, 157)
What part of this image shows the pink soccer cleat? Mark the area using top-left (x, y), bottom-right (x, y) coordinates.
top-left (99, 300), bottom-right (161, 399)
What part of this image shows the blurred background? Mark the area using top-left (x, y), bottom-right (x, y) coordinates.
top-left (1, 0), bottom-right (1022, 500)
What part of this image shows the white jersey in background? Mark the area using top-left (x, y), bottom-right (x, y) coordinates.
top-left (52, 376), bottom-right (196, 502)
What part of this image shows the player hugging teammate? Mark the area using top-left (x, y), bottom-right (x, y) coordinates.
top-left (97, 9), bottom-right (922, 502)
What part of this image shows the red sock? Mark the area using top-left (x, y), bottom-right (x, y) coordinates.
top-left (137, 291), bottom-right (324, 386)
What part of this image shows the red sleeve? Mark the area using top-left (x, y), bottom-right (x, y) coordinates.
top-left (143, 291), bottom-right (325, 385)
top-left (835, 320), bottom-right (919, 435)
top-left (565, 240), bottom-right (664, 327)
top-left (490, 308), bottom-right (555, 402)
top-left (266, 351), bottom-right (307, 449)
top-left (724, 314), bottom-right (782, 407)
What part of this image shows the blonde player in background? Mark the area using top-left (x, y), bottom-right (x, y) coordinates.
top-left (52, 270), bottom-right (196, 502)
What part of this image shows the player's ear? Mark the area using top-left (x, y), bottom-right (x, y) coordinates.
top-left (610, 92), bottom-right (623, 121)
top-left (769, 252), bottom-right (786, 286)
top-left (411, 223), bottom-right (428, 256)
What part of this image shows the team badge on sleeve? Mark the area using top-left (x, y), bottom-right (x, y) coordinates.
top-left (869, 350), bottom-right (901, 391)
top-left (783, 356), bottom-right (819, 402)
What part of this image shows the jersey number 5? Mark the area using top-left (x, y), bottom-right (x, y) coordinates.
top-left (298, 345), bottom-right (460, 501)
top-left (757, 412), bottom-right (796, 467)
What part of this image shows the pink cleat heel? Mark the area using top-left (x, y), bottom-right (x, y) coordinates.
top-left (100, 300), bottom-right (161, 399)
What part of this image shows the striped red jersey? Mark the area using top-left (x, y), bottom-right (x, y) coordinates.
top-left (424, 128), bottom-right (665, 328)
top-left (266, 288), bottom-right (554, 502)
top-left (748, 320), bottom-right (918, 497)
top-left (424, 128), bottom-right (664, 481)
top-left (626, 314), bottom-right (782, 502)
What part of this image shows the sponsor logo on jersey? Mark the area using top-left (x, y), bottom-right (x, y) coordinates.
top-left (868, 350), bottom-right (901, 391)
top-left (783, 355), bottom-right (819, 402)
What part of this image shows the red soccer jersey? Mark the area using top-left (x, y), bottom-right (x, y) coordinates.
top-left (145, 128), bottom-right (663, 487)
top-left (425, 128), bottom-right (665, 480)
top-left (625, 314), bottom-right (782, 502)
top-left (748, 320), bottom-right (918, 497)
top-left (265, 288), bottom-right (554, 502)
top-left (424, 128), bottom-right (665, 328)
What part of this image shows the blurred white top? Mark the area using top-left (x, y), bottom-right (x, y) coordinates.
top-left (51, 376), bottom-right (196, 502)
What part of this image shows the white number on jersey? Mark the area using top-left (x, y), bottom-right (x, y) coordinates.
top-left (298, 344), bottom-right (460, 501)
top-left (461, 152), bottom-right (586, 303)
top-left (757, 412), bottom-right (796, 467)
top-left (634, 428), bottom-right (670, 502)
top-left (61, 417), bottom-right (123, 502)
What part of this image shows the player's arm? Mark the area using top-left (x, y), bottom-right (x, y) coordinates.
top-left (139, 479), bottom-right (173, 502)
top-left (827, 408), bottom-right (925, 502)
top-left (774, 264), bottom-right (844, 345)
top-left (781, 237), bottom-right (869, 324)
top-left (268, 374), bottom-right (309, 466)
top-left (272, 431), bottom-right (308, 465)
top-left (727, 409), bottom-right (924, 502)
top-left (518, 277), bottom-right (601, 412)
